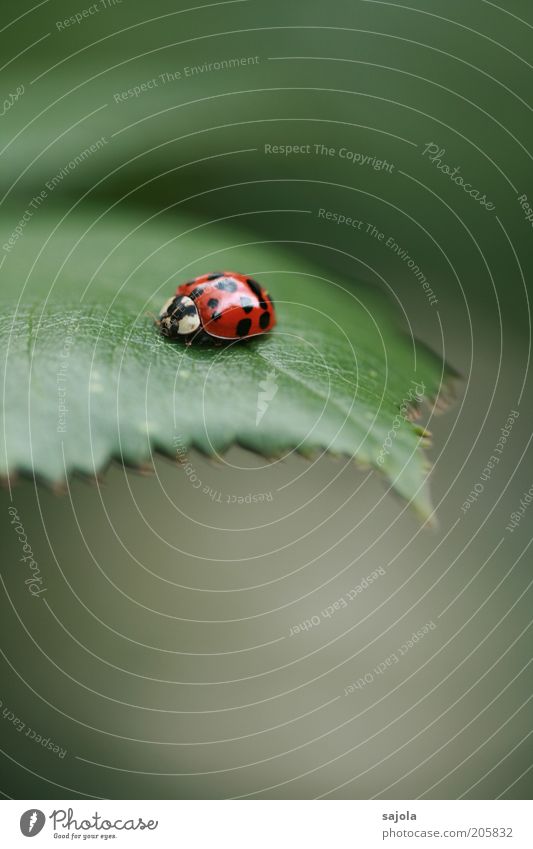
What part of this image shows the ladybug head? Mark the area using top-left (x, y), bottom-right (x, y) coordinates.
top-left (158, 295), bottom-right (201, 338)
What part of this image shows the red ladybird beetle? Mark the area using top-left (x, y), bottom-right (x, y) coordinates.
top-left (158, 271), bottom-right (276, 343)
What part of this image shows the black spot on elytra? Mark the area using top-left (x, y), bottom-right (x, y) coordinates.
top-left (236, 318), bottom-right (252, 337)
top-left (259, 311), bottom-right (270, 329)
top-left (245, 277), bottom-right (268, 309)
top-left (240, 296), bottom-right (254, 313)
top-left (207, 298), bottom-right (219, 309)
top-left (211, 311), bottom-right (222, 321)
top-left (207, 272), bottom-right (223, 280)
top-left (216, 278), bottom-right (238, 292)
top-left (246, 277), bottom-right (262, 299)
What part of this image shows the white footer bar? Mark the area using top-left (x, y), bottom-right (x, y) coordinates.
top-left (1, 799), bottom-right (531, 848)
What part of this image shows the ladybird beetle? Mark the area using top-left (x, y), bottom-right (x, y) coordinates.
top-left (158, 271), bottom-right (276, 343)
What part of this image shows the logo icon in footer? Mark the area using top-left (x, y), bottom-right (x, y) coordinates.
top-left (20, 810), bottom-right (46, 837)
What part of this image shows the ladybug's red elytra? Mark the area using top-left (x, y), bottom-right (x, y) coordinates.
top-left (158, 272), bottom-right (276, 344)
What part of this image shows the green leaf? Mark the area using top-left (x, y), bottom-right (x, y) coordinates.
top-left (0, 205), bottom-right (455, 518)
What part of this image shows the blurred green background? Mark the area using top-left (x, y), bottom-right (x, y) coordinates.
top-left (0, 0), bottom-right (532, 799)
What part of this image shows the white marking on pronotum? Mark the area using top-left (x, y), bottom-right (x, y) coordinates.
top-left (176, 296), bottom-right (200, 334)
top-left (158, 296), bottom-right (174, 318)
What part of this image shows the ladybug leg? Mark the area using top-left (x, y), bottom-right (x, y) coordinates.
top-left (185, 331), bottom-right (207, 345)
